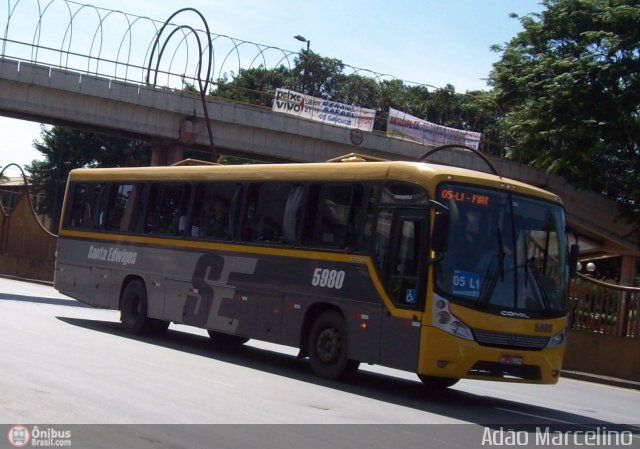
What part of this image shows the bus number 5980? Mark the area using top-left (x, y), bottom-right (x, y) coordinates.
top-left (311, 268), bottom-right (345, 289)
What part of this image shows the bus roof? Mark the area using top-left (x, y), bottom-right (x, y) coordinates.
top-left (67, 160), bottom-right (562, 205)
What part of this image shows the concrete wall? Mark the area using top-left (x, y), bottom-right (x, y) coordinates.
top-left (564, 330), bottom-right (640, 382)
top-left (0, 192), bottom-right (56, 282)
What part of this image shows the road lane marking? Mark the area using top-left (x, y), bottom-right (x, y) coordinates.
top-left (495, 407), bottom-right (578, 425)
top-left (190, 374), bottom-right (234, 388)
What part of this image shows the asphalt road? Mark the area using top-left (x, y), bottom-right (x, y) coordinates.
top-left (0, 277), bottom-right (638, 448)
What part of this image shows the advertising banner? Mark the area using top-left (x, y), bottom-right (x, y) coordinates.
top-left (387, 107), bottom-right (482, 149)
top-left (272, 88), bottom-right (375, 132)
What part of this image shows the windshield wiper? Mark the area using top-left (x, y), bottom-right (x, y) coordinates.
top-left (479, 256), bottom-right (499, 305)
top-left (530, 270), bottom-right (552, 311)
top-left (522, 234), bottom-right (529, 288)
top-left (521, 232), bottom-right (551, 311)
top-left (497, 228), bottom-right (505, 282)
top-left (479, 230), bottom-right (505, 305)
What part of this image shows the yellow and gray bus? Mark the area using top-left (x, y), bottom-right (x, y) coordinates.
top-left (54, 154), bottom-right (572, 387)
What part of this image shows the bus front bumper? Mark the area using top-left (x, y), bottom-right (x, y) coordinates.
top-left (418, 326), bottom-right (566, 384)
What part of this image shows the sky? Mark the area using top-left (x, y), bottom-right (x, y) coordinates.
top-left (0, 0), bottom-right (545, 170)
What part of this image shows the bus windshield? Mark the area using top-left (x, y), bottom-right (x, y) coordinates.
top-left (436, 183), bottom-right (569, 318)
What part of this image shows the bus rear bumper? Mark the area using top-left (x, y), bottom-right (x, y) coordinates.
top-left (418, 326), bottom-right (566, 384)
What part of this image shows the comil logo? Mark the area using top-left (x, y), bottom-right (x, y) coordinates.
top-left (7, 425), bottom-right (31, 448)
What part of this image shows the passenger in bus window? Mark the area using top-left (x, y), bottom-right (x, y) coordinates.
top-left (187, 214), bottom-right (200, 238)
top-left (178, 209), bottom-right (188, 236)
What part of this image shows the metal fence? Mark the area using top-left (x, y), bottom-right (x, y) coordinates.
top-left (569, 274), bottom-right (640, 338)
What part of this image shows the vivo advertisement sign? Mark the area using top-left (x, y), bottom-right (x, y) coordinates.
top-left (272, 88), bottom-right (375, 132)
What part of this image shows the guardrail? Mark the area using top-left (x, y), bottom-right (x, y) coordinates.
top-left (569, 273), bottom-right (639, 338)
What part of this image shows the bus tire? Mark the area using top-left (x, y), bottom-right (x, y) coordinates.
top-left (120, 279), bottom-right (166, 336)
top-left (418, 374), bottom-right (459, 389)
top-left (207, 330), bottom-right (250, 348)
top-left (308, 310), bottom-right (359, 380)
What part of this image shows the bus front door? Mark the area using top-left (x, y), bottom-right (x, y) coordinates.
top-left (379, 208), bottom-right (427, 371)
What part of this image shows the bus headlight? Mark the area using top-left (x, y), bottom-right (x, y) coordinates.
top-left (449, 319), bottom-right (474, 340)
top-left (432, 295), bottom-right (474, 341)
top-left (546, 327), bottom-right (568, 348)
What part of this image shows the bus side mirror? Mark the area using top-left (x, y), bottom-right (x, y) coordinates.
top-left (431, 210), bottom-right (449, 254)
top-left (568, 243), bottom-right (580, 278)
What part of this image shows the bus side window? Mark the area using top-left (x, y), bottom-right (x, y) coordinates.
top-left (68, 184), bottom-right (89, 228)
top-left (119, 184), bottom-right (144, 232)
top-left (346, 184), bottom-right (364, 251)
top-left (362, 183), bottom-right (380, 251)
top-left (373, 208), bottom-right (393, 272)
top-left (317, 184), bottom-right (352, 247)
top-left (282, 185), bottom-right (304, 244)
top-left (67, 182), bottom-right (106, 229)
top-left (197, 182), bottom-right (241, 241)
top-left (303, 183), bottom-right (363, 250)
top-left (301, 184), bottom-right (321, 245)
top-left (104, 184), bottom-right (135, 232)
top-left (242, 182), bottom-right (292, 244)
top-left (144, 183), bottom-right (191, 235)
top-left (68, 184), bottom-right (87, 228)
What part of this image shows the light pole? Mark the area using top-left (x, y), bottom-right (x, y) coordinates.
top-left (293, 35), bottom-right (310, 94)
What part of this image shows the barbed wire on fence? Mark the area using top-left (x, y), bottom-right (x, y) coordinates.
top-left (1, 0), bottom-right (505, 154)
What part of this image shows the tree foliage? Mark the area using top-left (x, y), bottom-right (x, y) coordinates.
top-left (489, 0), bottom-right (640, 227)
top-left (27, 126), bottom-right (148, 228)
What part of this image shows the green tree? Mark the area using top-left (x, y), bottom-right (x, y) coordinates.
top-left (215, 65), bottom-right (292, 107)
top-left (489, 0), bottom-right (640, 228)
top-left (27, 126), bottom-right (149, 230)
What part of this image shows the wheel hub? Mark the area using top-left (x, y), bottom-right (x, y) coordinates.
top-left (317, 328), bottom-right (340, 363)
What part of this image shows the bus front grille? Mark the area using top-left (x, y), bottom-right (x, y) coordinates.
top-left (472, 329), bottom-right (549, 350)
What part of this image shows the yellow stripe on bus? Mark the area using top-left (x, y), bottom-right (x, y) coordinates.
top-left (58, 229), bottom-right (420, 320)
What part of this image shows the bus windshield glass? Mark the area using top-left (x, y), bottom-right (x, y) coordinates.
top-left (436, 183), bottom-right (569, 317)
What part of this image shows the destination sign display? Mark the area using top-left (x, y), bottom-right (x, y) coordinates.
top-left (440, 188), bottom-right (490, 206)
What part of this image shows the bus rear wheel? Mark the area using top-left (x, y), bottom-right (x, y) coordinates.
top-left (120, 279), bottom-right (168, 336)
top-left (308, 310), bottom-right (359, 380)
top-left (207, 330), bottom-right (250, 348)
top-left (418, 374), bottom-right (459, 389)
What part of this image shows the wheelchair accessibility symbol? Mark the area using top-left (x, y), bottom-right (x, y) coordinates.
top-left (405, 288), bottom-right (416, 304)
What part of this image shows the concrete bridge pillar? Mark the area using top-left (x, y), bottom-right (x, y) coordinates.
top-left (149, 118), bottom-right (196, 166)
top-left (150, 144), bottom-right (185, 166)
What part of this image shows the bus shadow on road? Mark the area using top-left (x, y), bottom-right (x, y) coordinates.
top-left (0, 292), bottom-right (92, 308)
top-left (56, 315), bottom-right (636, 431)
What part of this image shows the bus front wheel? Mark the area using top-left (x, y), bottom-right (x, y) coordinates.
top-left (308, 310), bottom-right (359, 380)
top-left (120, 279), bottom-right (168, 336)
top-left (418, 374), bottom-right (459, 389)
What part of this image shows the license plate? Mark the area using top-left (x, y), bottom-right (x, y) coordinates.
top-left (500, 354), bottom-right (523, 365)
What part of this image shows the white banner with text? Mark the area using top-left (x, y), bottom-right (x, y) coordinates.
top-left (387, 107), bottom-right (482, 149)
top-left (272, 88), bottom-right (375, 132)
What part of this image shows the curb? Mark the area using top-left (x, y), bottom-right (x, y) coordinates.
top-left (0, 274), bottom-right (53, 286)
top-left (562, 370), bottom-right (640, 390)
